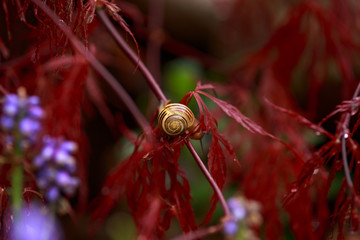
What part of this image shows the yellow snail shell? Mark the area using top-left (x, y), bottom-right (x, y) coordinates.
top-left (158, 103), bottom-right (195, 136)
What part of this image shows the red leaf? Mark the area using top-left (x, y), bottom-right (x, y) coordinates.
top-left (101, 1), bottom-right (140, 67)
top-left (183, 89), bottom-right (240, 225)
top-left (264, 97), bottom-right (334, 140)
top-left (90, 132), bottom-right (198, 238)
top-left (318, 97), bottom-right (360, 127)
top-left (196, 88), bottom-right (302, 162)
top-left (194, 81), bottom-right (216, 91)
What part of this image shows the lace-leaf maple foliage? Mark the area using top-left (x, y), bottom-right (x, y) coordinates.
top-left (89, 83), bottom-right (245, 238)
top-left (2, 0), bottom-right (360, 239)
top-left (223, 1), bottom-right (360, 239)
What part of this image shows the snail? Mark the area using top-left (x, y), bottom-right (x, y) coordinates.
top-left (158, 102), bottom-right (203, 139)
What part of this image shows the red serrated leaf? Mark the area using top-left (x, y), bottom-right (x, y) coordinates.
top-left (89, 147), bottom-right (145, 236)
top-left (90, 130), bottom-right (198, 239)
top-left (157, 143), bottom-right (197, 234)
top-left (264, 97), bottom-right (334, 139)
top-left (200, 137), bottom-right (225, 226)
top-left (284, 172), bottom-right (329, 240)
top-left (100, 0), bottom-right (140, 66)
top-left (194, 81), bottom-right (216, 91)
top-left (137, 196), bottom-right (163, 238)
top-left (195, 88), bottom-right (302, 162)
top-left (182, 89), bottom-right (241, 225)
top-left (318, 97), bottom-right (360, 127)
top-left (283, 141), bottom-right (336, 206)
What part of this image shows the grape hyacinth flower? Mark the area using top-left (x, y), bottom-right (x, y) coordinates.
top-left (34, 137), bottom-right (79, 203)
top-left (12, 204), bottom-right (63, 240)
top-left (223, 197), bottom-right (263, 238)
top-left (227, 197), bottom-right (247, 221)
top-left (223, 219), bottom-right (239, 236)
top-left (1, 91), bottom-right (43, 149)
top-left (223, 197), bottom-right (247, 236)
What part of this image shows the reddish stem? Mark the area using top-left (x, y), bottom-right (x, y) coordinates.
top-left (32, 0), bottom-right (231, 232)
top-left (96, 9), bottom-right (167, 102)
top-left (341, 132), bottom-right (353, 192)
top-left (98, 6), bottom-right (232, 226)
top-left (30, 0), bottom-right (152, 137)
top-left (341, 82), bottom-right (360, 195)
top-left (185, 140), bottom-right (232, 219)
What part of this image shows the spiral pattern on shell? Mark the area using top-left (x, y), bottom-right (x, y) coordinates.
top-left (158, 103), bottom-right (195, 136)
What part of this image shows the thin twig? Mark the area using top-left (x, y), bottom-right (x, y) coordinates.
top-left (185, 140), bottom-right (232, 218)
top-left (98, 6), bottom-right (232, 224)
top-left (33, 1), bottom-right (231, 219)
top-left (341, 132), bottom-right (353, 192)
top-left (341, 82), bottom-right (360, 194)
top-left (96, 9), bottom-right (167, 102)
top-left (30, 0), bottom-right (152, 138)
top-left (32, 0), bottom-right (233, 234)
top-left (352, 82), bottom-right (360, 99)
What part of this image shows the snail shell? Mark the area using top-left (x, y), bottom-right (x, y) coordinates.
top-left (158, 103), bottom-right (195, 136)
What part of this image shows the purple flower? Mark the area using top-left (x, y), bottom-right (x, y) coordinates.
top-left (28, 106), bottom-right (44, 119)
top-left (3, 102), bottom-right (18, 116)
top-left (33, 156), bottom-right (46, 168)
top-left (27, 96), bottom-right (40, 105)
top-left (223, 220), bottom-right (238, 236)
top-left (41, 144), bottom-right (55, 160)
top-left (59, 141), bottom-right (78, 153)
top-left (34, 137), bottom-right (79, 203)
top-left (1, 116), bottom-right (14, 130)
top-left (1, 92), bottom-right (44, 149)
top-left (54, 150), bottom-right (72, 165)
top-left (227, 198), bottom-right (246, 221)
top-left (56, 171), bottom-right (72, 186)
top-left (19, 118), bottom-right (41, 136)
top-left (46, 187), bottom-right (60, 202)
top-left (12, 204), bottom-right (63, 240)
top-left (223, 197), bottom-right (248, 236)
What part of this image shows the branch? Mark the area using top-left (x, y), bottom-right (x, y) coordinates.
top-left (185, 140), bottom-right (232, 219)
top-left (32, 0), bottom-right (233, 234)
top-left (97, 6), bottom-right (234, 227)
top-left (30, 0), bottom-right (152, 138)
top-left (341, 132), bottom-right (353, 192)
top-left (340, 82), bottom-right (360, 195)
top-left (96, 9), bottom-right (167, 102)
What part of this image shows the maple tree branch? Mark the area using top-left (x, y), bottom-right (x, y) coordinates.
top-left (96, 9), bottom-right (167, 102)
top-left (32, 0), bottom-right (232, 232)
top-left (185, 140), bottom-right (232, 219)
top-left (341, 82), bottom-right (360, 195)
top-left (99, 10), bottom-right (234, 221)
top-left (30, 0), bottom-right (152, 138)
top-left (98, 8), bottom-right (234, 222)
top-left (341, 134), bottom-right (353, 192)
top-left (352, 82), bottom-right (360, 100)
